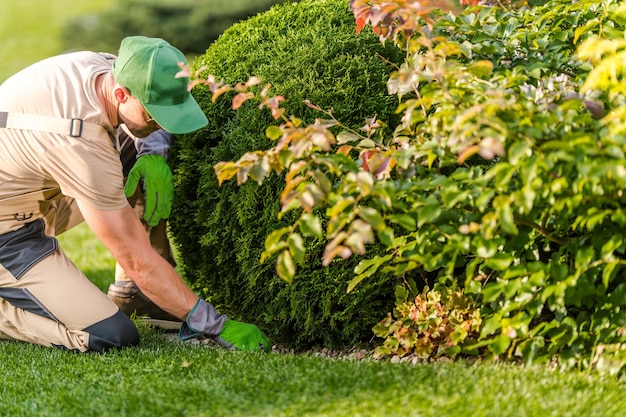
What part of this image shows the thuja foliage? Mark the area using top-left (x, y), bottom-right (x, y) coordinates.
top-left (169, 0), bottom-right (405, 348)
top-left (207, 0), bottom-right (626, 372)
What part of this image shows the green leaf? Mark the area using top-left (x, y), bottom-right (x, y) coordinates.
top-left (357, 206), bottom-right (386, 231)
top-left (490, 334), bottom-right (511, 355)
top-left (373, 321), bottom-right (391, 338)
top-left (395, 285), bottom-right (409, 305)
top-left (484, 253), bottom-right (514, 271)
top-left (327, 212), bottom-right (351, 237)
top-left (377, 227), bottom-right (395, 247)
top-left (287, 233), bottom-right (306, 265)
top-left (493, 197), bottom-right (518, 235)
top-left (480, 313), bottom-right (502, 338)
top-left (327, 197), bottom-right (355, 218)
top-left (353, 254), bottom-right (393, 275)
top-left (337, 131), bottom-right (360, 144)
top-left (298, 213), bottom-right (323, 238)
top-left (508, 141), bottom-right (531, 165)
top-left (613, 4), bottom-right (626, 26)
top-left (474, 236), bottom-right (498, 258)
top-left (466, 60), bottom-right (493, 77)
top-left (549, 262), bottom-right (568, 281)
top-left (417, 203), bottom-right (441, 227)
top-left (249, 158), bottom-right (271, 185)
top-left (573, 18), bottom-right (600, 44)
top-left (574, 246), bottom-right (595, 269)
top-left (265, 125), bottom-right (282, 140)
top-left (602, 262), bottom-right (618, 288)
top-left (261, 227), bottom-right (290, 262)
top-left (276, 250), bottom-right (295, 284)
top-left (264, 227), bottom-right (290, 251)
top-left (358, 139), bottom-right (377, 148)
top-left (388, 214), bottom-right (417, 231)
top-left (349, 254), bottom-right (394, 293)
top-left (347, 274), bottom-right (368, 293)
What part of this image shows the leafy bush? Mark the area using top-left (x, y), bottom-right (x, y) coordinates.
top-left (372, 282), bottom-right (481, 360)
top-left (208, 0), bottom-right (626, 373)
top-left (61, 0), bottom-right (294, 55)
top-left (169, 0), bottom-right (405, 348)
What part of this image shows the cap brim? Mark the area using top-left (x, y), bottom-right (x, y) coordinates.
top-left (144, 95), bottom-right (208, 135)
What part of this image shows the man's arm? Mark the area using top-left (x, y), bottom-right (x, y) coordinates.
top-left (77, 200), bottom-right (196, 319)
top-left (76, 199), bottom-right (271, 352)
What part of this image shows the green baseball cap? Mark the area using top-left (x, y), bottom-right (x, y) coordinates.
top-left (112, 36), bottom-right (208, 134)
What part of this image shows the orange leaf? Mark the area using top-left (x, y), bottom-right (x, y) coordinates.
top-left (232, 92), bottom-right (254, 110)
top-left (322, 244), bottom-right (352, 267)
top-left (337, 145), bottom-right (353, 156)
top-left (211, 85), bottom-right (232, 103)
top-left (187, 79), bottom-right (203, 92)
top-left (175, 62), bottom-right (190, 78)
top-left (457, 145), bottom-right (479, 165)
top-left (355, 16), bottom-right (367, 35)
top-left (271, 107), bottom-right (285, 120)
top-left (245, 76), bottom-right (262, 88)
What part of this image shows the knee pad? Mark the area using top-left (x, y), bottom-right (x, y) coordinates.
top-left (83, 309), bottom-right (139, 352)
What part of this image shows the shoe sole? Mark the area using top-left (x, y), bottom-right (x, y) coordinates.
top-left (137, 317), bottom-right (182, 331)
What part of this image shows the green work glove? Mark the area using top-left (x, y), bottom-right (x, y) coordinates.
top-left (179, 299), bottom-right (271, 353)
top-left (124, 154), bottom-right (174, 227)
top-left (214, 319), bottom-right (271, 353)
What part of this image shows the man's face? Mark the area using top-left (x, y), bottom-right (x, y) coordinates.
top-left (119, 93), bottom-right (162, 138)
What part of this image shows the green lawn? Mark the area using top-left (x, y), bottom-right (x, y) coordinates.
top-left (0, 0), bottom-right (112, 82)
top-left (1, 324), bottom-right (626, 417)
top-left (2, 1), bottom-right (626, 416)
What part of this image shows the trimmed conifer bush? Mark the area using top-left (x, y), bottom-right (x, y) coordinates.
top-left (169, 0), bottom-right (405, 348)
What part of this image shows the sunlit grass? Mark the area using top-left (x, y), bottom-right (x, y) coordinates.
top-left (57, 223), bottom-right (115, 292)
top-left (0, 0), bottom-right (112, 82)
top-left (1, 326), bottom-right (626, 417)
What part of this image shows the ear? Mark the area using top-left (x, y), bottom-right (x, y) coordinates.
top-left (114, 86), bottom-right (131, 103)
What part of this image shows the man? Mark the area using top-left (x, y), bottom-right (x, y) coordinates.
top-left (0, 36), bottom-right (270, 353)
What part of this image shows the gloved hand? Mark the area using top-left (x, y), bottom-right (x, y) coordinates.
top-left (179, 299), bottom-right (271, 353)
top-left (215, 319), bottom-right (271, 353)
top-left (124, 154), bottom-right (174, 227)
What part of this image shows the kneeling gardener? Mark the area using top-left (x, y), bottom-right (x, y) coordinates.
top-left (0, 36), bottom-right (270, 353)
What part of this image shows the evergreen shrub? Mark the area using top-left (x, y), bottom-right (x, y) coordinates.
top-left (169, 0), bottom-right (405, 348)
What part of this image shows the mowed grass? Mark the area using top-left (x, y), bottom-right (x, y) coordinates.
top-left (58, 223), bottom-right (116, 292)
top-left (2, 324), bottom-right (626, 417)
top-left (3, 2), bottom-right (626, 416)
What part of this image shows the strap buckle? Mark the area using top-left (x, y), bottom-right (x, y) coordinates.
top-left (69, 118), bottom-right (83, 137)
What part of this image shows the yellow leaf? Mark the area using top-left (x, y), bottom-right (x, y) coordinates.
top-left (276, 250), bottom-right (295, 283)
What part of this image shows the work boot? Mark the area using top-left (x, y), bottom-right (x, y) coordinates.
top-left (107, 281), bottom-right (182, 331)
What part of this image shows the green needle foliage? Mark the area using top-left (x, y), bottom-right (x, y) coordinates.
top-left (170, 0), bottom-right (406, 349)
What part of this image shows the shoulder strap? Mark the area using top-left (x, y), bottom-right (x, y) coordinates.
top-left (0, 111), bottom-right (109, 140)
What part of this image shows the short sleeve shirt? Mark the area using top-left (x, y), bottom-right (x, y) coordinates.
top-left (0, 51), bottom-right (127, 233)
